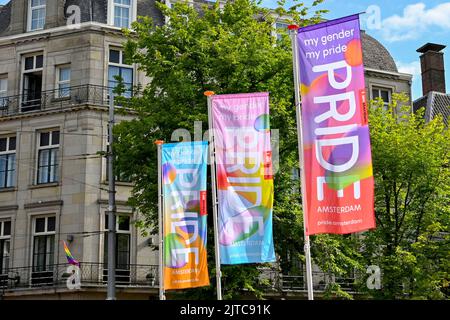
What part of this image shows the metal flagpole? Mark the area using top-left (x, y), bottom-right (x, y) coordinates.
top-left (107, 91), bottom-right (117, 300)
top-left (205, 91), bottom-right (223, 300)
top-left (289, 25), bottom-right (314, 300)
top-left (155, 140), bottom-right (166, 300)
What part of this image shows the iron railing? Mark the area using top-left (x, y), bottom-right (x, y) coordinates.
top-left (258, 267), bottom-right (358, 293)
top-left (0, 262), bottom-right (360, 295)
top-left (0, 263), bottom-right (159, 291)
top-left (0, 85), bottom-right (118, 117)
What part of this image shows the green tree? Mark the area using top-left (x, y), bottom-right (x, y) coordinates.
top-left (114, 0), bottom-right (331, 299)
top-left (360, 94), bottom-right (450, 299)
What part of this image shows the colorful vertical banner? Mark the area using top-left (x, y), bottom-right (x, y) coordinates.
top-left (296, 15), bottom-right (375, 235)
top-left (162, 141), bottom-right (210, 289)
top-left (211, 93), bottom-right (275, 264)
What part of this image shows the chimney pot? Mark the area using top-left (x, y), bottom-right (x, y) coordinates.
top-left (417, 43), bottom-right (446, 96)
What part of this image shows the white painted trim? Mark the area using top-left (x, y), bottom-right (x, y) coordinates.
top-left (27, 0), bottom-right (47, 32)
top-left (108, 0), bottom-right (137, 28)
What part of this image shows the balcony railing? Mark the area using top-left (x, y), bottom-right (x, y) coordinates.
top-left (0, 263), bottom-right (159, 292)
top-left (0, 262), bottom-right (360, 296)
top-left (258, 268), bottom-right (359, 294)
top-left (0, 85), bottom-right (116, 117)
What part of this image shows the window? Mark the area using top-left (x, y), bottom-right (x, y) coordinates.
top-left (37, 130), bottom-right (59, 184)
top-left (32, 215), bottom-right (55, 286)
top-left (275, 22), bottom-right (289, 41)
top-left (0, 77), bottom-right (7, 99)
top-left (22, 54), bottom-right (44, 112)
top-left (103, 215), bottom-right (131, 283)
top-left (108, 49), bottom-right (133, 98)
top-left (372, 87), bottom-right (392, 109)
top-left (0, 136), bottom-right (16, 189)
top-left (56, 66), bottom-right (71, 98)
top-left (106, 155), bottom-right (132, 182)
top-left (109, 0), bottom-right (136, 28)
top-left (0, 220), bottom-right (11, 275)
top-left (28, 0), bottom-right (46, 31)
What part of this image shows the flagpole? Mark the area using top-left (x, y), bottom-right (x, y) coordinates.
top-left (205, 91), bottom-right (223, 301)
top-left (155, 140), bottom-right (166, 300)
top-left (289, 25), bottom-right (314, 301)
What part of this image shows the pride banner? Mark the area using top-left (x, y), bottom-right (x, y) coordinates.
top-left (162, 142), bottom-right (210, 289)
top-left (211, 93), bottom-right (275, 264)
top-left (296, 15), bottom-right (375, 235)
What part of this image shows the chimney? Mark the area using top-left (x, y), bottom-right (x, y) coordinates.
top-left (417, 43), bottom-right (446, 96)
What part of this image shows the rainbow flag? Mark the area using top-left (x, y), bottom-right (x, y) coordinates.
top-left (63, 241), bottom-right (80, 266)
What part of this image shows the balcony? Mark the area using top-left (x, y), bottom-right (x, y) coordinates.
top-left (0, 85), bottom-right (115, 118)
top-left (0, 263), bottom-right (159, 293)
top-left (258, 267), bottom-right (359, 295)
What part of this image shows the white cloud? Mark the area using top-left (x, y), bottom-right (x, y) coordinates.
top-left (396, 60), bottom-right (421, 80)
top-left (381, 2), bottom-right (450, 42)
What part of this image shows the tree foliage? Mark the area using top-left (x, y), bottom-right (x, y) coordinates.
top-left (113, 0), bottom-right (449, 300)
top-left (359, 95), bottom-right (450, 299)
top-left (115, 0), bottom-right (328, 299)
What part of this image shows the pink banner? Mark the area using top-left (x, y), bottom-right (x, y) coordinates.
top-left (211, 93), bottom-right (275, 264)
top-left (296, 15), bottom-right (376, 235)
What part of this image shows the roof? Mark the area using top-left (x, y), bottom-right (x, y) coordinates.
top-left (361, 31), bottom-right (398, 73)
top-left (417, 43), bottom-right (446, 53)
top-left (0, 1), bottom-right (400, 75)
top-left (0, 1), bottom-right (11, 35)
top-left (413, 92), bottom-right (450, 125)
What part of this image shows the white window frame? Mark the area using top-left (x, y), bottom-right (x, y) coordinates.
top-left (108, 0), bottom-right (137, 29)
top-left (22, 53), bottom-right (44, 74)
top-left (0, 136), bottom-right (16, 189)
top-left (31, 215), bottom-right (56, 271)
top-left (0, 219), bottom-right (11, 273)
top-left (371, 87), bottom-right (392, 109)
top-left (164, 0), bottom-right (194, 24)
top-left (274, 21), bottom-right (289, 41)
top-left (27, 0), bottom-right (47, 32)
top-left (108, 47), bottom-right (134, 97)
top-left (103, 214), bottom-right (132, 268)
top-left (55, 65), bottom-right (71, 98)
top-left (36, 129), bottom-right (60, 184)
top-left (0, 77), bottom-right (7, 98)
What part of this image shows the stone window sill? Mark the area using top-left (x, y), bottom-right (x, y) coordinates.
top-left (0, 187), bottom-right (17, 193)
top-left (29, 182), bottom-right (59, 189)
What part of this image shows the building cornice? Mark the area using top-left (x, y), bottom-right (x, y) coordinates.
top-left (365, 67), bottom-right (413, 81)
top-left (0, 22), bottom-right (131, 46)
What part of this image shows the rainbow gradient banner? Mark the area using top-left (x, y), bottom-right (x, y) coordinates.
top-left (162, 141), bottom-right (210, 289)
top-left (211, 93), bottom-right (275, 264)
top-left (296, 15), bottom-right (375, 235)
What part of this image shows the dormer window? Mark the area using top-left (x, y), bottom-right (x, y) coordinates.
top-left (108, 0), bottom-right (137, 29)
top-left (28, 0), bottom-right (46, 31)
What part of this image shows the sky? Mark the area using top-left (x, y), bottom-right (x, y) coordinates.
top-left (261, 0), bottom-right (450, 100)
top-left (1, 0), bottom-right (449, 100)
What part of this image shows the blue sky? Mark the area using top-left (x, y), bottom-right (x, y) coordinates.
top-left (261, 0), bottom-right (450, 100)
top-left (1, 0), bottom-right (449, 100)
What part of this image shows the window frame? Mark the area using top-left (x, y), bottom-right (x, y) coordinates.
top-left (27, 0), bottom-right (47, 32)
top-left (274, 21), bottom-right (289, 41)
top-left (371, 87), bottom-right (392, 108)
top-left (108, 48), bottom-right (134, 98)
top-left (0, 77), bottom-right (7, 98)
top-left (31, 215), bottom-right (56, 272)
top-left (0, 219), bottom-right (11, 274)
top-left (108, 0), bottom-right (137, 29)
top-left (0, 136), bottom-right (17, 189)
top-left (36, 129), bottom-right (60, 185)
top-left (103, 214), bottom-right (132, 270)
top-left (23, 54), bottom-right (44, 74)
top-left (55, 65), bottom-right (71, 98)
